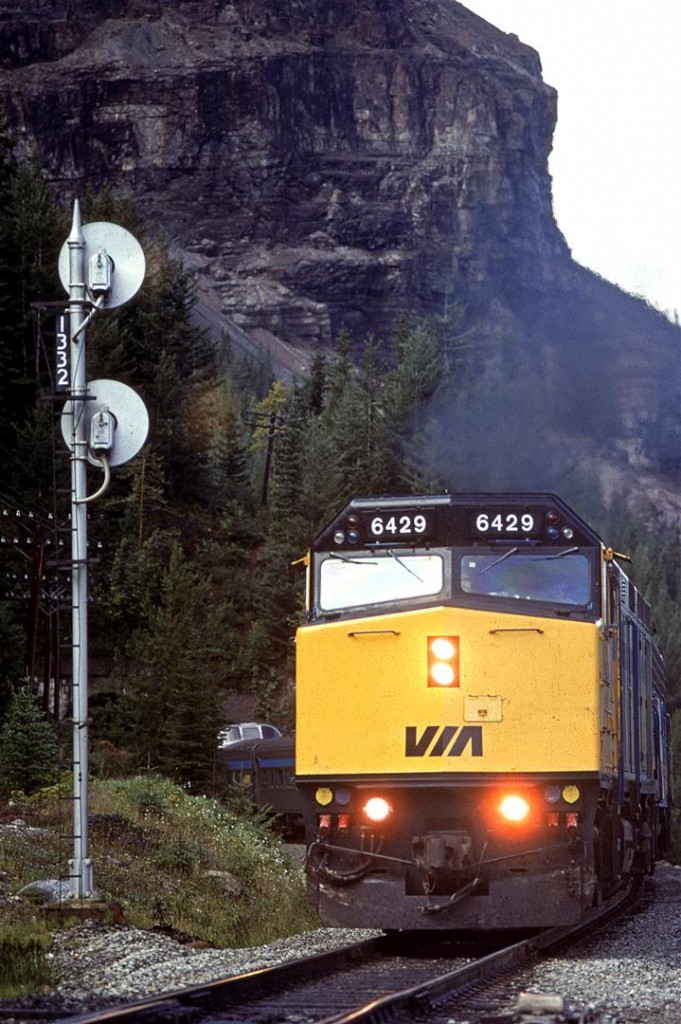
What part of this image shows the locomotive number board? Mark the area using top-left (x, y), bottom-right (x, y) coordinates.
top-left (361, 509), bottom-right (435, 541)
top-left (470, 509), bottom-right (541, 538)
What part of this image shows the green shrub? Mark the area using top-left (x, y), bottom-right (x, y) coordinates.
top-left (0, 772), bottom-right (319, 997)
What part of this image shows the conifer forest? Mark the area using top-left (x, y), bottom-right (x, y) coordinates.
top-left (2, 122), bottom-right (681, 796)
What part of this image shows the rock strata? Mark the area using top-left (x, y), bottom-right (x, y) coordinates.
top-left (0, 0), bottom-right (564, 346)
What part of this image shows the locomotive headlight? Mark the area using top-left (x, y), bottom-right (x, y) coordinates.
top-left (432, 662), bottom-right (455, 685)
top-left (363, 796), bottom-right (392, 823)
top-left (499, 794), bottom-right (530, 823)
top-left (428, 636), bottom-right (460, 688)
top-left (431, 637), bottom-right (456, 660)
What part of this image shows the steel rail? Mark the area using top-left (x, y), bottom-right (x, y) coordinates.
top-left (17, 885), bottom-right (636, 1024)
top-left (47, 936), bottom-right (388, 1024)
top-left (319, 885), bottom-right (637, 1024)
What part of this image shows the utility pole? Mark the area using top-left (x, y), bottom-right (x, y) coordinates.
top-left (58, 201), bottom-right (147, 900)
top-left (261, 412), bottom-right (279, 507)
top-left (247, 411), bottom-right (284, 507)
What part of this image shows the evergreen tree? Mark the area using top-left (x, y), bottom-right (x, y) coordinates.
top-left (123, 544), bottom-right (227, 789)
top-left (202, 380), bottom-right (256, 525)
top-left (0, 687), bottom-right (58, 795)
top-left (0, 155), bottom-right (64, 479)
top-left (304, 349), bottom-right (328, 416)
top-left (385, 317), bottom-right (444, 427)
top-left (0, 141), bottom-right (67, 684)
top-left (97, 528), bottom-right (180, 646)
top-left (0, 610), bottom-right (25, 700)
top-left (317, 335), bottom-right (399, 504)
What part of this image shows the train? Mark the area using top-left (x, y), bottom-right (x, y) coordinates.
top-left (217, 733), bottom-right (302, 839)
top-left (294, 493), bottom-right (673, 930)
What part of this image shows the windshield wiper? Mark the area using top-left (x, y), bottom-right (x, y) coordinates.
top-left (387, 550), bottom-right (423, 581)
top-left (479, 547), bottom-right (519, 575)
top-left (540, 546), bottom-right (579, 560)
top-left (328, 553), bottom-right (377, 565)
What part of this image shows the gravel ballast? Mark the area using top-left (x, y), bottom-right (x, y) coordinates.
top-left (13, 864), bottom-right (681, 1021)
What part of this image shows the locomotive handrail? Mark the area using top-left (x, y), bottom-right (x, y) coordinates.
top-left (488, 627), bottom-right (544, 634)
top-left (347, 629), bottom-right (401, 637)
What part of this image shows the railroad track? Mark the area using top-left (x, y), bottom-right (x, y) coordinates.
top-left (8, 886), bottom-right (637, 1024)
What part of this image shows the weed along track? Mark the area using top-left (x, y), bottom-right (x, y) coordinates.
top-left (50, 887), bottom-right (636, 1024)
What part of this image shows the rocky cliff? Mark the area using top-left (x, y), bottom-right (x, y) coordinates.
top-left (0, 0), bottom-right (564, 339)
top-left (1, 0), bottom-right (681, 501)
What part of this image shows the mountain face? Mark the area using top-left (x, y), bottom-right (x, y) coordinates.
top-left (2, 0), bottom-right (681, 499)
top-left (0, 0), bottom-right (564, 341)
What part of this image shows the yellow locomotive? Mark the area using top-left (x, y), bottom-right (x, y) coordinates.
top-left (295, 493), bottom-right (672, 929)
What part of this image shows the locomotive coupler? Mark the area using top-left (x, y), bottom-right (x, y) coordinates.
top-left (412, 831), bottom-right (472, 872)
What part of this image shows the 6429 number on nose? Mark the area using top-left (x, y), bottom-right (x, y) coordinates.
top-left (369, 512), bottom-right (430, 538)
top-left (475, 512), bottom-right (535, 534)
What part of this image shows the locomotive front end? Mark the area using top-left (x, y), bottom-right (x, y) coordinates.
top-left (295, 494), bottom-right (664, 930)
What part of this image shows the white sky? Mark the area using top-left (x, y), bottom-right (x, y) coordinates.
top-left (462, 0), bottom-right (681, 319)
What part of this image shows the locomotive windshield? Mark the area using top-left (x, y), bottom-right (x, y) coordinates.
top-left (460, 548), bottom-right (590, 605)
top-left (319, 551), bottom-right (444, 611)
top-left (310, 495), bottom-right (601, 617)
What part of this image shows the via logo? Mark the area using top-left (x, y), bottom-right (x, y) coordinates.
top-left (405, 725), bottom-right (483, 757)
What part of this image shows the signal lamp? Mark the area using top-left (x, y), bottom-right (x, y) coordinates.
top-left (337, 814), bottom-right (351, 830)
top-left (363, 797), bottom-right (391, 823)
top-left (499, 794), bottom-right (530, 823)
top-left (315, 787), bottom-right (333, 806)
top-left (565, 811), bottom-right (579, 830)
top-left (562, 785), bottom-right (580, 804)
top-left (428, 635), bottom-right (460, 688)
top-left (544, 784), bottom-right (561, 804)
top-left (318, 814), bottom-right (332, 831)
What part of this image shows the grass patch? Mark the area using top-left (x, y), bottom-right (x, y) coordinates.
top-left (0, 923), bottom-right (54, 999)
top-left (0, 774), bottom-right (319, 995)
